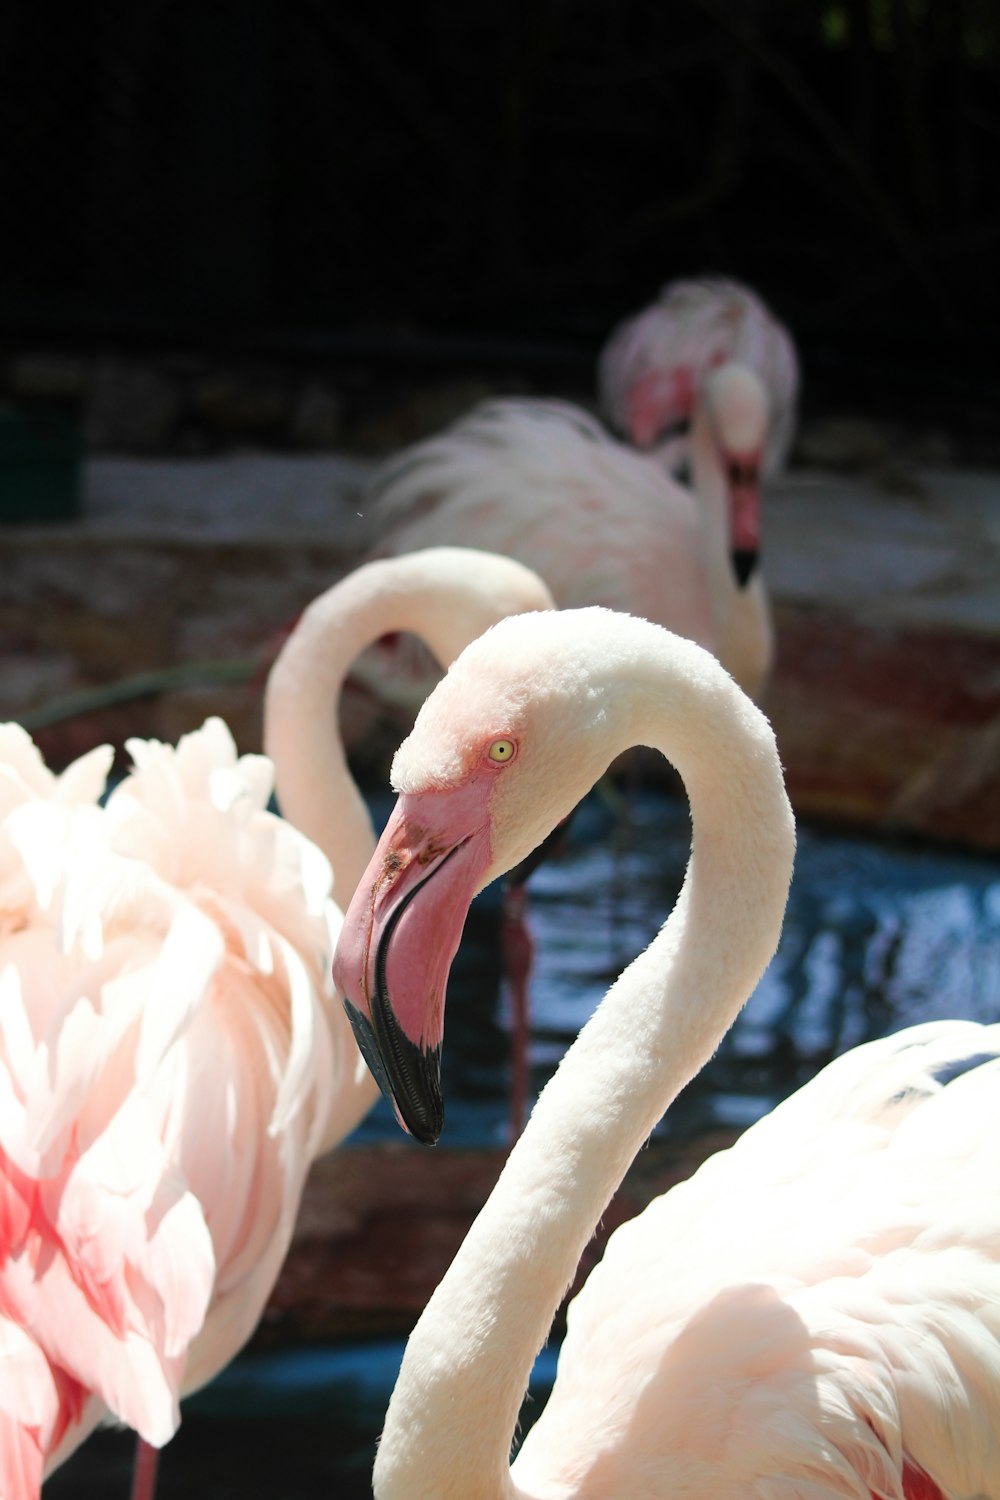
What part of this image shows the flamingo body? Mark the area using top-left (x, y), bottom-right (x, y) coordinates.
top-left (367, 398), bottom-right (710, 640)
top-left (1, 547), bottom-right (554, 1494)
top-left (0, 718), bottom-right (336, 1493)
top-left (598, 274), bottom-right (800, 476)
top-left (333, 607), bottom-right (1000, 1500)
top-left (361, 379), bottom-right (773, 721)
top-left (515, 1021), bottom-right (1000, 1500)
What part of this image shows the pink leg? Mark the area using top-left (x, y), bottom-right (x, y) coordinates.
top-left (129, 1438), bottom-right (160, 1500)
top-left (501, 882), bottom-right (534, 1141)
top-left (499, 812), bottom-right (579, 1141)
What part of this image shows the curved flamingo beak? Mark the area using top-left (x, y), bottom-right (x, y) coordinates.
top-left (725, 451), bottom-right (762, 587)
top-left (332, 780), bottom-right (494, 1144)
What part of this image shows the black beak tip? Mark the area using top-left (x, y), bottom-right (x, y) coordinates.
top-left (344, 999), bottom-right (396, 1108)
top-left (405, 1097), bottom-right (444, 1147)
top-left (732, 547), bottom-right (759, 587)
top-left (344, 998), bottom-right (445, 1146)
top-left (393, 1040), bottom-right (445, 1146)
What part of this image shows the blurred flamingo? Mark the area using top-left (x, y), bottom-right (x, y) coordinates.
top-left (0, 547), bottom-right (553, 1498)
top-left (598, 273), bottom-right (800, 478)
top-left (334, 606), bottom-right (1000, 1499)
top-left (360, 360), bottom-right (774, 717)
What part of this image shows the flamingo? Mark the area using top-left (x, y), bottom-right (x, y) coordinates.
top-left (0, 716), bottom-right (332, 1495)
top-left (333, 606), bottom-right (1000, 1499)
top-left (360, 361), bottom-right (773, 716)
top-left (0, 546), bottom-right (553, 1498)
top-left (597, 273), bottom-right (800, 478)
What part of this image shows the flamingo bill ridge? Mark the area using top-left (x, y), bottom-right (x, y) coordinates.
top-left (333, 781), bottom-right (496, 1145)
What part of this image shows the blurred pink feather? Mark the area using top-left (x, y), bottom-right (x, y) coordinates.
top-left (2, 548), bottom-right (561, 1496)
top-left (360, 372), bottom-right (775, 724)
top-left (0, 717), bottom-right (341, 1492)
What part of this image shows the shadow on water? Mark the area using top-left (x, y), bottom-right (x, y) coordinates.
top-left (47, 786), bottom-right (999, 1497)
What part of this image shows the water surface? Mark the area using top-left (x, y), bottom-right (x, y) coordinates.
top-left (356, 785), bottom-right (1000, 1143)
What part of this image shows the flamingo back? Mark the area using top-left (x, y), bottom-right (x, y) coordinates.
top-left (363, 395), bottom-right (713, 664)
top-left (512, 1021), bottom-right (1000, 1499)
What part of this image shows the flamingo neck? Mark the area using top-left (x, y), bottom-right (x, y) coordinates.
top-left (373, 645), bottom-right (795, 1500)
top-left (265, 552), bottom-right (554, 1155)
top-left (264, 580), bottom-right (376, 910)
top-left (689, 398), bottom-right (773, 699)
top-left (264, 558), bottom-right (489, 906)
top-left (689, 395), bottom-right (734, 589)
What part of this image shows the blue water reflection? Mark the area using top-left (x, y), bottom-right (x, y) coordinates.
top-left (354, 785), bottom-right (1000, 1146)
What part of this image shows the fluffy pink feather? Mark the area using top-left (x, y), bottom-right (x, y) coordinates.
top-left (0, 718), bottom-right (340, 1493)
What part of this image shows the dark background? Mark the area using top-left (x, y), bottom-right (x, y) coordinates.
top-left (1, 0), bottom-right (998, 444)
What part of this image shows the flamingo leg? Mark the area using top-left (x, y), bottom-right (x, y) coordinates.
top-left (129, 1437), bottom-right (160, 1500)
top-left (501, 881), bottom-right (534, 1140)
top-left (500, 808), bottom-right (582, 1139)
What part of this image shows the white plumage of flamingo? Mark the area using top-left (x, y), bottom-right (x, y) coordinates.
top-left (598, 273), bottom-right (800, 478)
top-left (360, 361), bottom-right (773, 719)
top-left (334, 605), bottom-right (1000, 1500)
top-left (0, 547), bottom-right (553, 1498)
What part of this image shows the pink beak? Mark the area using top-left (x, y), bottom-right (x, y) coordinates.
top-left (332, 780), bottom-right (494, 1144)
top-left (724, 449), bottom-right (763, 587)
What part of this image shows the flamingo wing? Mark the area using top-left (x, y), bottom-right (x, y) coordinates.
top-left (357, 397), bottom-right (714, 723)
top-left (513, 1022), bottom-right (1000, 1499)
top-left (0, 717), bottom-right (342, 1483)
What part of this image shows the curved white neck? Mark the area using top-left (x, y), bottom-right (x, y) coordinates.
top-left (689, 397), bottom-right (734, 587)
top-left (265, 552), bottom-right (554, 1153)
top-left (373, 649), bottom-right (795, 1500)
top-left (264, 578), bottom-right (380, 911)
top-left (264, 558), bottom-right (516, 907)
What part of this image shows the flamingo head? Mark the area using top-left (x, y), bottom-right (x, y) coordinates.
top-left (332, 608), bottom-right (626, 1143)
top-left (701, 363), bottom-right (768, 588)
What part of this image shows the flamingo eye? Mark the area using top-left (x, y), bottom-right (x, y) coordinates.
top-left (487, 738), bottom-right (516, 764)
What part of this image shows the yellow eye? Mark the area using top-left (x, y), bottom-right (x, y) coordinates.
top-left (487, 738), bottom-right (516, 764)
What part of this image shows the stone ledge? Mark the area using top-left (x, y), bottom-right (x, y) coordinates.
top-left (765, 603), bottom-right (1000, 850)
top-left (3, 453), bottom-right (998, 851)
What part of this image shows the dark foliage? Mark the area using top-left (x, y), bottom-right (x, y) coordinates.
top-left (1, 0), bottom-right (997, 417)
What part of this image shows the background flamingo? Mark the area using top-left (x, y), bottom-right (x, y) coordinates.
top-left (357, 361), bottom-right (774, 757)
top-left (0, 547), bottom-right (553, 1497)
top-left (264, 546), bottom-right (555, 1145)
top-left (334, 606), bottom-right (1000, 1499)
top-left (597, 273), bottom-right (800, 478)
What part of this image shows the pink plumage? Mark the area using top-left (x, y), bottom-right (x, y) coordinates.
top-left (359, 376), bottom-right (774, 748)
top-left (353, 278), bottom-right (795, 739)
top-left (598, 274), bottom-right (800, 475)
top-left (1, 546), bottom-right (558, 1494)
top-left (366, 397), bottom-right (711, 642)
top-left (0, 719), bottom-right (339, 1494)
